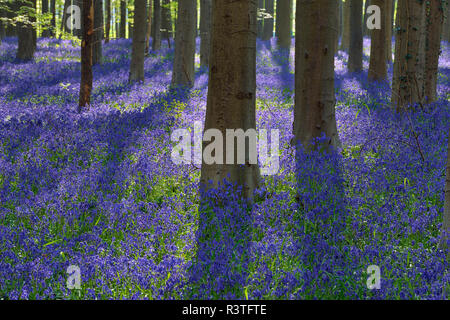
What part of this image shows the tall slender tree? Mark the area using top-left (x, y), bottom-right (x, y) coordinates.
top-left (93, 0), bottom-right (103, 65)
top-left (152, 0), bottom-right (161, 50)
top-left (200, 0), bottom-right (212, 67)
top-left (368, 0), bottom-right (387, 81)
top-left (120, 0), bottom-right (127, 38)
top-left (171, 0), bottom-right (196, 87)
top-left (50, 0), bottom-right (56, 37)
top-left (293, 0), bottom-right (341, 151)
top-left (392, 0), bottom-right (425, 110)
top-left (79, 0), bottom-right (94, 112)
top-left (129, 0), bottom-right (147, 82)
top-left (275, 0), bottom-right (292, 50)
top-left (145, 0), bottom-right (152, 54)
top-left (262, 0), bottom-right (274, 41)
top-left (423, 0), bottom-right (444, 103)
top-left (443, 1), bottom-right (450, 42)
top-left (340, 0), bottom-right (350, 51)
top-left (385, 0), bottom-right (393, 63)
top-left (42, 0), bottom-right (50, 37)
top-left (257, 0), bottom-right (264, 38)
top-left (200, 0), bottom-right (260, 200)
top-left (348, 0), bottom-right (363, 72)
top-left (17, 0), bottom-right (36, 61)
top-left (161, 0), bottom-right (172, 45)
top-left (105, 0), bottom-right (111, 42)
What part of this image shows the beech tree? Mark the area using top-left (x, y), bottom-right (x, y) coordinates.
top-left (385, 0), bottom-right (393, 62)
top-left (444, 1), bottom-right (450, 42)
top-left (145, 0), bottom-right (152, 54)
top-left (200, 0), bottom-right (260, 201)
top-left (93, 0), bottom-right (103, 65)
top-left (161, 0), bottom-right (172, 46)
top-left (275, 0), bottom-right (292, 50)
top-left (105, 0), bottom-right (111, 43)
top-left (423, 0), bottom-right (444, 103)
top-left (392, 0), bottom-right (425, 111)
top-left (129, 0), bottom-right (147, 83)
top-left (171, 0), bottom-right (196, 87)
top-left (41, 0), bottom-right (50, 37)
top-left (120, 0), bottom-right (127, 38)
top-left (262, 0), bottom-right (274, 41)
top-left (348, 0), bottom-right (363, 72)
top-left (152, 0), bottom-right (161, 50)
top-left (200, 0), bottom-right (212, 67)
top-left (293, 0), bottom-right (341, 151)
top-left (78, 0), bottom-right (94, 112)
top-left (368, 0), bottom-right (387, 81)
top-left (17, 0), bottom-right (36, 61)
top-left (340, 0), bottom-right (350, 51)
top-left (257, 0), bottom-right (264, 38)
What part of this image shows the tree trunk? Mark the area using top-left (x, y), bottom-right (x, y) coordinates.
top-left (363, 0), bottom-right (370, 36)
top-left (340, 0), bottom-right (350, 51)
top-left (61, 0), bottom-right (70, 35)
top-left (16, 0), bottom-right (36, 61)
top-left (105, 0), bottom-right (111, 42)
top-left (120, 0), bottom-right (127, 38)
top-left (262, 0), bottom-right (274, 41)
top-left (42, 0), bottom-right (50, 37)
top-left (200, 0), bottom-right (212, 67)
top-left (152, 0), bottom-right (161, 50)
top-left (276, 0), bottom-right (292, 50)
top-left (73, 0), bottom-right (84, 38)
top-left (161, 0), bottom-right (172, 46)
top-left (385, 0), bottom-right (393, 62)
top-left (423, 0), bottom-right (444, 103)
top-left (392, 0), bottom-right (425, 111)
top-left (257, 0), bottom-right (264, 38)
top-left (129, 0), bottom-right (147, 83)
top-left (440, 129), bottom-right (450, 254)
top-left (50, 0), bottom-right (56, 37)
top-left (348, 0), bottom-right (363, 72)
top-left (443, 1), bottom-right (450, 42)
top-left (145, 0), bottom-right (152, 54)
top-left (293, 0), bottom-right (341, 151)
top-left (171, 0), bottom-right (196, 87)
top-left (200, 0), bottom-right (260, 201)
top-left (93, 0), bottom-right (103, 65)
top-left (79, 0), bottom-right (94, 112)
top-left (368, 0), bottom-right (387, 81)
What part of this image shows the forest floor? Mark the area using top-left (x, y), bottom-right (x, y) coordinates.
top-left (0, 37), bottom-right (449, 299)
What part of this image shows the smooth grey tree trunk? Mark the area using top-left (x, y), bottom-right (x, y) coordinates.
top-left (200, 0), bottom-right (260, 201)
top-left (93, 0), bottom-right (103, 65)
top-left (275, 0), bottom-right (292, 50)
top-left (200, 0), bottom-right (212, 67)
top-left (161, 0), bottom-right (172, 44)
top-left (171, 0), bottom-right (196, 87)
top-left (145, 0), bottom-right (152, 54)
top-left (257, 0), bottom-right (264, 38)
top-left (262, 0), bottom-right (274, 41)
top-left (340, 0), bottom-right (350, 51)
top-left (293, 0), bottom-right (341, 151)
top-left (17, 0), bottom-right (36, 61)
top-left (129, 0), bottom-right (147, 82)
top-left (348, 0), bottom-right (363, 72)
top-left (368, 0), bottom-right (387, 81)
top-left (443, 1), bottom-right (450, 42)
top-left (120, 0), bottom-right (127, 38)
top-left (424, 0), bottom-right (444, 103)
top-left (152, 0), bottom-right (161, 50)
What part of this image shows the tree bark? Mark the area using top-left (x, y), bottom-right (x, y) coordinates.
top-left (200, 0), bottom-right (260, 201)
top-left (293, 0), bottom-right (341, 152)
top-left (348, 0), bottom-right (363, 72)
top-left (93, 0), bottom-right (103, 65)
top-left (50, 0), bottom-right (56, 37)
top-left (392, 0), bottom-right (425, 111)
top-left (443, 1), bottom-right (450, 42)
top-left (368, 0), bottom-right (387, 81)
top-left (276, 0), bottom-right (292, 50)
top-left (257, 0), bottom-right (264, 38)
top-left (152, 0), bottom-right (161, 50)
top-left (161, 0), bottom-right (172, 46)
top-left (79, 0), bottom-right (94, 112)
top-left (423, 0), bottom-right (444, 103)
top-left (145, 0), bottom-right (152, 54)
top-left (42, 0), bottom-right (50, 37)
top-left (16, 0), bottom-right (36, 61)
top-left (105, 0), bottom-right (111, 42)
top-left (120, 0), bottom-right (127, 38)
top-left (262, 0), bottom-right (274, 41)
top-left (363, 0), bottom-right (370, 36)
top-left (129, 0), bottom-right (147, 83)
top-left (171, 0), bottom-right (196, 87)
top-left (340, 0), bottom-right (350, 51)
top-left (200, 0), bottom-right (212, 67)
top-left (385, 0), bottom-right (393, 62)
